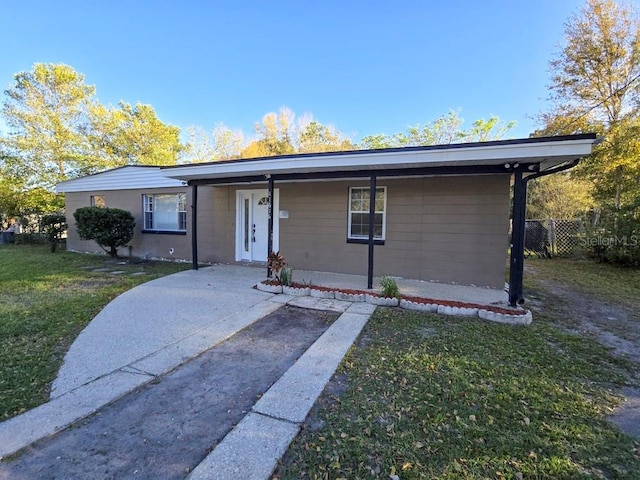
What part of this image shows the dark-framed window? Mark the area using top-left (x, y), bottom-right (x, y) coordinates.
top-left (348, 186), bottom-right (386, 240)
top-left (143, 193), bottom-right (187, 232)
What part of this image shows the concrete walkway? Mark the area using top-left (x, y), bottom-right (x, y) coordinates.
top-left (0, 264), bottom-right (506, 478)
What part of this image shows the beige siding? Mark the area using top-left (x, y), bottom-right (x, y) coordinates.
top-left (273, 176), bottom-right (510, 288)
top-left (200, 186), bottom-right (236, 263)
top-left (64, 187), bottom-right (205, 262)
top-left (64, 174), bottom-right (510, 288)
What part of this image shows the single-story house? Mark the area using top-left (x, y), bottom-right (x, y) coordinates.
top-left (56, 133), bottom-right (596, 306)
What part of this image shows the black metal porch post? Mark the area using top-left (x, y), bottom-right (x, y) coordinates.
top-left (508, 170), bottom-right (527, 306)
top-left (267, 176), bottom-right (274, 278)
top-left (191, 184), bottom-right (199, 270)
top-left (367, 174), bottom-right (377, 289)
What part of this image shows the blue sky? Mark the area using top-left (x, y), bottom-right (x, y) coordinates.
top-left (1, 0), bottom-right (591, 142)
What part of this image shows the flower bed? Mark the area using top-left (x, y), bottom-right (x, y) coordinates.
top-left (283, 285), bottom-right (310, 296)
top-left (256, 280), bottom-right (282, 293)
top-left (255, 281), bottom-right (531, 325)
top-left (365, 294), bottom-right (399, 307)
top-left (309, 287), bottom-right (335, 299)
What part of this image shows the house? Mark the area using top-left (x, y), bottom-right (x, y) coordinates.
top-left (56, 133), bottom-right (596, 306)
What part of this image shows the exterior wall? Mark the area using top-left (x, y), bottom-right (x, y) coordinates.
top-left (64, 174), bottom-right (511, 288)
top-left (64, 187), bottom-right (205, 261)
top-left (273, 176), bottom-right (511, 289)
top-left (197, 185), bottom-right (236, 264)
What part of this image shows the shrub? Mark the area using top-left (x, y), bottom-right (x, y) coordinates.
top-left (267, 250), bottom-right (286, 278)
top-left (74, 207), bottom-right (135, 258)
top-left (267, 251), bottom-right (295, 285)
top-left (380, 276), bottom-right (401, 299)
top-left (584, 203), bottom-right (640, 267)
top-left (40, 214), bottom-right (67, 252)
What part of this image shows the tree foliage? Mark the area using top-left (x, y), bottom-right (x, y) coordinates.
top-left (181, 124), bottom-right (244, 163)
top-left (527, 173), bottom-right (595, 220)
top-left (40, 213), bottom-right (67, 252)
top-left (0, 146), bottom-right (64, 221)
top-left (535, 0), bottom-right (640, 265)
top-left (548, 0), bottom-right (640, 126)
top-left (1, 63), bottom-right (95, 189)
top-left (1, 63), bottom-right (183, 215)
top-left (298, 120), bottom-right (353, 153)
top-left (241, 108), bottom-right (297, 157)
top-left (73, 206), bottom-right (135, 257)
top-left (537, 0), bottom-right (640, 209)
top-left (89, 102), bottom-right (182, 167)
top-left (241, 107), bottom-right (353, 158)
top-left (358, 110), bottom-right (516, 149)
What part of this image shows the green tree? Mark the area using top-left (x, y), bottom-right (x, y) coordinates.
top-left (538, 0), bottom-right (640, 208)
top-left (527, 173), bottom-right (595, 219)
top-left (240, 108), bottom-right (353, 158)
top-left (359, 110), bottom-right (515, 149)
top-left (1, 63), bottom-right (184, 215)
top-left (0, 145), bottom-right (63, 223)
top-left (182, 124), bottom-right (243, 163)
top-left (89, 102), bottom-right (182, 167)
top-left (298, 120), bottom-right (353, 153)
top-left (74, 206), bottom-right (135, 257)
top-left (1, 63), bottom-right (96, 189)
top-left (40, 214), bottom-right (67, 252)
top-left (0, 147), bottom-right (21, 221)
top-left (242, 107), bottom-right (296, 158)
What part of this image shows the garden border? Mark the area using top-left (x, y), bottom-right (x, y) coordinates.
top-left (256, 281), bottom-right (531, 325)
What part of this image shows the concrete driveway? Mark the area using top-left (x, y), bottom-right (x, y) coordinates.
top-left (0, 264), bottom-right (374, 480)
top-left (52, 264), bottom-right (275, 398)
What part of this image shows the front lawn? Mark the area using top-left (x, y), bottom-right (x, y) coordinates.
top-left (275, 260), bottom-right (640, 479)
top-left (524, 258), bottom-right (640, 311)
top-left (0, 244), bottom-right (190, 420)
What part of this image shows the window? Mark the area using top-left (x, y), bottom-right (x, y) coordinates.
top-left (348, 187), bottom-right (386, 240)
top-left (90, 195), bottom-right (106, 208)
top-left (143, 193), bottom-right (187, 232)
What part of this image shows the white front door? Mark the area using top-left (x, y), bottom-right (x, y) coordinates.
top-left (236, 189), bottom-right (279, 262)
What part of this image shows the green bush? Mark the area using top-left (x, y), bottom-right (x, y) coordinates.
top-left (585, 203), bottom-right (640, 267)
top-left (40, 214), bottom-right (67, 252)
top-left (74, 207), bottom-right (135, 258)
top-left (380, 276), bottom-right (401, 299)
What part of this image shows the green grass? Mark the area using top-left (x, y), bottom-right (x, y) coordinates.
top-left (525, 258), bottom-right (640, 311)
top-left (0, 244), bottom-right (190, 420)
top-left (275, 261), bottom-right (640, 479)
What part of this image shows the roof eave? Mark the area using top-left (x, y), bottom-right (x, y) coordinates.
top-left (161, 135), bottom-right (596, 182)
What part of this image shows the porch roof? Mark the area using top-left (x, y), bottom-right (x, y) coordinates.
top-left (161, 133), bottom-right (597, 184)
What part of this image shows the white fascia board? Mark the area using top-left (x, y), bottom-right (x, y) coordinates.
top-left (56, 166), bottom-right (186, 193)
top-left (161, 137), bottom-right (595, 181)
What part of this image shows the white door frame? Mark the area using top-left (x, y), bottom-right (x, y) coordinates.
top-left (235, 189), bottom-right (279, 262)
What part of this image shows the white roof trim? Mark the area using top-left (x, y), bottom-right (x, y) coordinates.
top-left (56, 166), bottom-right (186, 193)
top-left (161, 136), bottom-right (595, 182)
